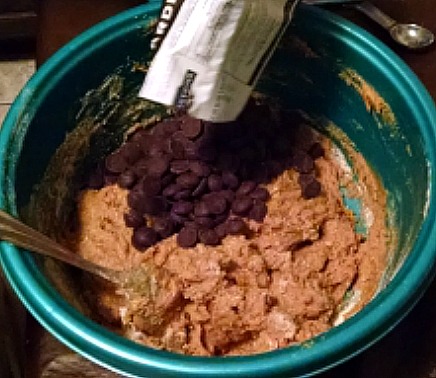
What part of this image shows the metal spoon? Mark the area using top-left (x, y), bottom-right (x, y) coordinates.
top-left (303, 0), bottom-right (435, 49)
top-left (0, 209), bottom-right (157, 296)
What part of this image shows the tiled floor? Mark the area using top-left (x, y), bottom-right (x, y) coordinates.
top-left (0, 60), bottom-right (36, 126)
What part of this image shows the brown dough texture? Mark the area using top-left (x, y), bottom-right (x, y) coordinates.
top-left (68, 135), bottom-right (388, 356)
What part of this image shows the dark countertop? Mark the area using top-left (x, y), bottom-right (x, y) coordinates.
top-left (335, 0), bottom-right (436, 99)
top-left (36, 0), bottom-right (436, 100)
top-left (34, 1), bottom-right (436, 377)
top-left (0, 0), bottom-right (37, 41)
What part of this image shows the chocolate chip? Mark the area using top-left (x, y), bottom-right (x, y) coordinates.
top-left (169, 139), bottom-right (185, 159)
top-left (170, 160), bottom-right (190, 174)
top-left (140, 135), bottom-right (158, 155)
top-left (227, 218), bottom-right (249, 235)
top-left (298, 173), bottom-right (312, 186)
top-left (151, 122), bottom-right (166, 137)
top-left (162, 183), bottom-right (181, 198)
top-left (172, 130), bottom-right (189, 144)
top-left (130, 128), bottom-right (149, 144)
top-left (128, 127), bottom-right (150, 145)
top-left (177, 226), bottom-right (198, 248)
top-left (146, 141), bottom-right (162, 157)
top-left (219, 189), bottom-right (235, 203)
top-left (208, 174), bottom-right (223, 192)
top-left (294, 125), bottom-right (316, 152)
top-left (200, 192), bottom-right (213, 201)
top-left (189, 161), bottom-right (211, 177)
top-left (92, 104), bottom-right (319, 249)
top-left (120, 142), bottom-right (143, 164)
top-left (205, 195), bottom-right (228, 215)
top-left (176, 172), bottom-right (200, 189)
top-left (105, 152), bottom-right (127, 173)
top-left (172, 201), bottom-right (194, 215)
top-left (293, 150), bottom-right (314, 173)
top-left (124, 210), bottom-right (145, 228)
top-left (181, 118), bottom-right (203, 139)
top-left (153, 217), bottom-right (175, 238)
top-left (153, 119), bottom-right (180, 137)
top-left (308, 142), bottom-right (324, 159)
top-left (250, 187), bottom-right (270, 201)
top-left (222, 171), bottom-right (239, 189)
top-left (163, 119), bottom-right (182, 134)
top-left (133, 158), bottom-right (150, 177)
top-left (194, 201), bottom-right (210, 217)
top-left (231, 196), bottom-right (253, 216)
top-left (198, 229), bottom-right (220, 246)
top-left (299, 174), bottom-right (321, 199)
top-left (181, 140), bottom-right (197, 160)
top-left (127, 190), bottom-right (147, 214)
top-left (173, 189), bottom-right (192, 200)
top-left (236, 181), bottom-right (257, 196)
top-left (147, 156), bottom-right (170, 177)
top-left (248, 201), bottom-right (267, 222)
top-left (192, 177), bottom-right (208, 197)
top-left (160, 173), bottom-right (175, 188)
top-left (148, 137), bottom-right (170, 156)
top-left (132, 227), bottom-right (158, 251)
top-left (195, 216), bottom-right (215, 229)
top-left (170, 211), bottom-right (189, 225)
top-left (214, 211), bottom-right (230, 225)
top-left (142, 178), bottom-right (162, 196)
top-left (215, 223), bottom-right (228, 239)
top-left (143, 196), bottom-right (167, 215)
top-left (118, 170), bottom-right (137, 189)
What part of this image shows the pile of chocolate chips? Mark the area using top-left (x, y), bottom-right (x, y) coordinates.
top-left (86, 101), bottom-right (323, 250)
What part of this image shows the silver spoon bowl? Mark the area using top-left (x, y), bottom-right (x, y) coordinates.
top-left (390, 23), bottom-right (435, 50)
top-left (303, 0), bottom-right (435, 50)
top-left (0, 209), bottom-right (156, 295)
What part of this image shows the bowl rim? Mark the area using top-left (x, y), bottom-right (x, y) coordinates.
top-left (1, 1), bottom-right (436, 377)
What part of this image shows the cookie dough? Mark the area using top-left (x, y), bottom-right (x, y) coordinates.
top-left (67, 126), bottom-right (388, 356)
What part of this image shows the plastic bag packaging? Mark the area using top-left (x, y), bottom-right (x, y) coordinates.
top-left (139, 0), bottom-right (301, 122)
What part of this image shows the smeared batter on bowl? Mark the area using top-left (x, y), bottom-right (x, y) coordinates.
top-left (66, 108), bottom-right (389, 356)
top-left (340, 68), bottom-right (397, 127)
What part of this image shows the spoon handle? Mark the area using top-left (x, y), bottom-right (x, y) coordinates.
top-left (303, 0), bottom-right (360, 4)
top-left (352, 1), bottom-right (397, 30)
top-left (0, 210), bottom-right (117, 283)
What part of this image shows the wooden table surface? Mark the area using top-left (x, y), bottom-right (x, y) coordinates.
top-left (33, 1), bottom-right (436, 377)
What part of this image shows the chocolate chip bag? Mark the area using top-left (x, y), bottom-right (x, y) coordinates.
top-left (139, 0), bottom-right (300, 122)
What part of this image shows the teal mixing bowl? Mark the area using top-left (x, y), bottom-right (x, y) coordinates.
top-left (1, 1), bottom-right (435, 377)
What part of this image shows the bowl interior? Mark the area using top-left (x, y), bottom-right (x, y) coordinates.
top-left (1, 2), bottom-right (435, 378)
